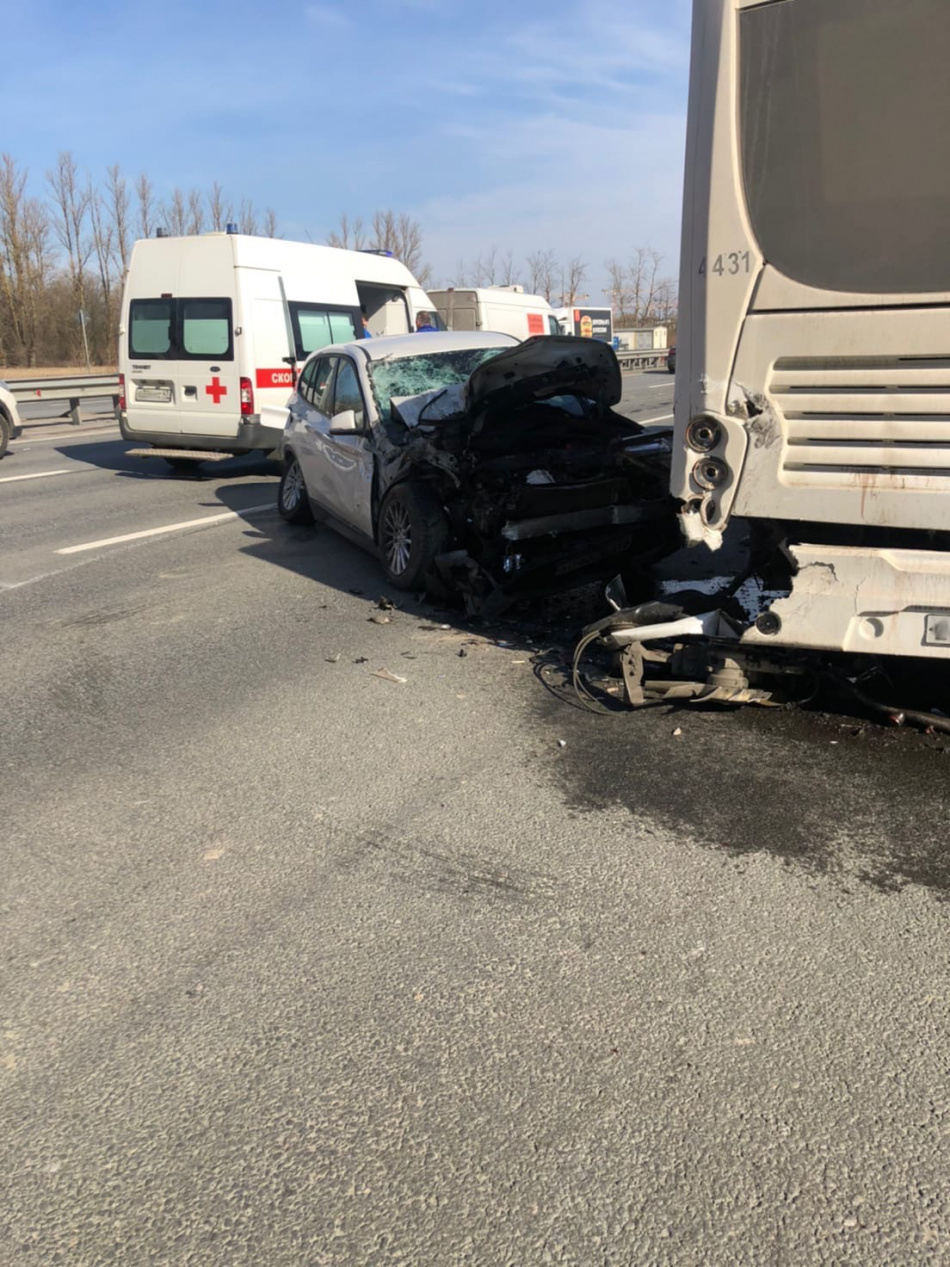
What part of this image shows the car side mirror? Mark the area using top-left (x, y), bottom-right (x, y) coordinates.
top-left (329, 408), bottom-right (359, 434)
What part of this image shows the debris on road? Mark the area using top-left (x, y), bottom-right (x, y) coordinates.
top-left (368, 613), bottom-right (391, 625)
top-left (372, 669), bottom-right (407, 685)
top-left (325, 652), bottom-right (341, 663)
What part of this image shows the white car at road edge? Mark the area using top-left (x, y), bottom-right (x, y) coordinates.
top-left (0, 381), bottom-right (24, 457)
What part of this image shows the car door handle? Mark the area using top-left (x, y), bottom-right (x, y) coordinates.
top-left (184, 386), bottom-right (197, 398)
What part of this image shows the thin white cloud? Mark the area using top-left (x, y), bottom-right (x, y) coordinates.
top-left (415, 109), bottom-right (687, 292)
top-left (304, 4), bottom-right (351, 30)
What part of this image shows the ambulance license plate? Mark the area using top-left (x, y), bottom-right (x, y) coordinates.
top-left (924, 613), bottom-right (950, 647)
top-left (136, 384), bottom-right (171, 403)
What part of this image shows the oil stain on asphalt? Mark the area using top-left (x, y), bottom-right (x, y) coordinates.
top-left (538, 687), bottom-right (950, 901)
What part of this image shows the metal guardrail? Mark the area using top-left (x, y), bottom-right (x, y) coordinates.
top-left (615, 349), bottom-right (670, 373)
top-left (6, 373), bottom-right (121, 425)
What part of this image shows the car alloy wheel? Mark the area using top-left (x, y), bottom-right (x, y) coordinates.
top-left (382, 498), bottom-right (412, 577)
top-left (282, 457), bottom-right (305, 512)
top-left (278, 455), bottom-right (314, 525)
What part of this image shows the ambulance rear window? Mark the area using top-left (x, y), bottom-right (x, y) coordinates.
top-left (130, 300), bottom-right (173, 356)
top-left (127, 297), bottom-right (233, 360)
top-left (181, 299), bottom-right (232, 357)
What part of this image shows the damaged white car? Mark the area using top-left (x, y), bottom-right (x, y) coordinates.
top-left (277, 332), bottom-right (677, 610)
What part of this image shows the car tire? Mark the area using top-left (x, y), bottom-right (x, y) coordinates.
top-left (278, 453), bottom-right (314, 525)
top-left (0, 410), bottom-right (11, 458)
top-left (378, 482), bottom-right (449, 591)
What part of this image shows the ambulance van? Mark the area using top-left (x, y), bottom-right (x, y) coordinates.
top-left (427, 286), bottom-right (560, 341)
top-left (118, 231), bottom-right (437, 465)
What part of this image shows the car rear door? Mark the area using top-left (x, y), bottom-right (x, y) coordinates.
top-left (317, 356), bottom-right (374, 537)
top-left (294, 354), bottom-right (337, 497)
top-left (296, 355), bottom-right (374, 537)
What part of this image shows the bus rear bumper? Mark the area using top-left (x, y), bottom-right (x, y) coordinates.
top-left (599, 544), bottom-right (950, 663)
top-left (740, 544), bottom-right (950, 660)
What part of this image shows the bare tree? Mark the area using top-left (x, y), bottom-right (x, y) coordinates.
top-left (369, 209), bottom-right (428, 282)
top-left (207, 181), bottom-right (232, 232)
top-left (105, 164), bottom-right (130, 272)
top-left (327, 212), bottom-right (367, 251)
top-left (450, 257), bottom-right (470, 287)
top-left (605, 257), bottom-right (631, 321)
top-left (479, 245), bottom-right (499, 285)
top-left (263, 207), bottom-right (278, 238)
top-left (162, 187), bottom-right (187, 236)
top-left (135, 172), bottom-right (155, 239)
top-left (239, 197), bottom-right (259, 236)
top-left (87, 183), bottom-right (114, 301)
top-left (561, 255), bottom-right (587, 306)
top-left (628, 246), bottom-right (663, 325)
top-left (187, 188), bottom-right (205, 235)
top-left (0, 154), bottom-right (52, 366)
top-left (451, 248), bottom-right (517, 289)
top-left (526, 248), bottom-right (557, 302)
top-left (47, 152), bottom-right (92, 359)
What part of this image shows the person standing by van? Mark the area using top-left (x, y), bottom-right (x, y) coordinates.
top-left (361, 305), bottom-right (372, 338)
top-left (415, 311), bottom-right (437, 333)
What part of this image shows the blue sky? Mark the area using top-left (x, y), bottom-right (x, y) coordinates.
top-left (5, 0), bottom-right (692, 298)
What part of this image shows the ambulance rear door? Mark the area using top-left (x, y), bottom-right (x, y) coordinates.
top-left (176, 295), bottom-right (241, 438)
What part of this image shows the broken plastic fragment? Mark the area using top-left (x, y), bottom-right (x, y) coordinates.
top-left (372, 669), bottom-right (407, 684)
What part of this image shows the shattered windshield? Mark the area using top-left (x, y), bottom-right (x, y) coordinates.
top-left (369, 347), bottom-right (510, 422)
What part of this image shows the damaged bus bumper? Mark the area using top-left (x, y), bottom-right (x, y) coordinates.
top-left (580, 543), bottom-right (950, 710)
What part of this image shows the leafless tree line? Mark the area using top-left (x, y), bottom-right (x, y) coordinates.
top-left (0, 151), bottom-right (279, 368)
top-left (442, 244), bottom-right (678, 328)
top-left (447, 246), bottom-right (589, 307)
top-left (605, 247), bottom-right (678, 329)
top-left (326, 209), bottom-right (429, 286)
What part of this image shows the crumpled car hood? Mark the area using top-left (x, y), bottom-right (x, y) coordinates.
top-left (466, 335), bottom-right (622, 412)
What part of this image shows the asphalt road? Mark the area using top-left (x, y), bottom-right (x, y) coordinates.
top-left (2, 371), bottom-right (950, 1265)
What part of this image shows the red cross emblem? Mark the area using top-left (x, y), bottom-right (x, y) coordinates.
top-left (206, 376), bottom-right (227, 404)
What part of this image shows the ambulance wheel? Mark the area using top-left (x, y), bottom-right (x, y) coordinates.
top-left (278, 454), bottom-right (314, 525)
top-left (0, 411), bottom-right (10, 458)
top-left (378, 482), bottom-right (449, 591)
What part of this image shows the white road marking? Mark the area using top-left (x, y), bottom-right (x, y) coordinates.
top-left (0, 468), bottom-right (71, 485)
top-left (56, 502), bottom-right (275, 556)
top-left (649, 382), bottom-right (674, 389)
top-left (638, 413), bottom-right (674, 426)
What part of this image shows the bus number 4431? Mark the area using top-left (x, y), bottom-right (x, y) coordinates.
top-left (699, 252), bottom-right (752, 277)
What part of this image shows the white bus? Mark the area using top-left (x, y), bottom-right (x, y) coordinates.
top-left (658, 0), bottom-right (950, 665)
top-left (118, 232), bottom-right (436, 467)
